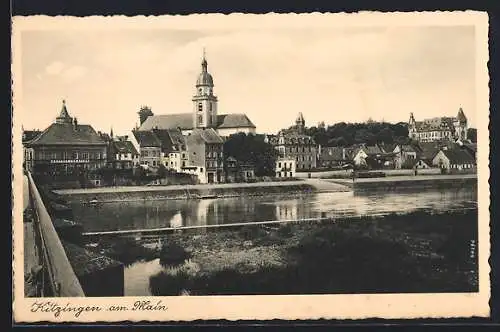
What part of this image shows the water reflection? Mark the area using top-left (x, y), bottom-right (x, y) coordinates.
top-left (71, 186), bottom-right (478, 233)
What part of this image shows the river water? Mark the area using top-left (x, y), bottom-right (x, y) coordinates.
top-left (71, 187), bottom-right (478, 233)
top-left (70, 186), bottom-right (477, 296)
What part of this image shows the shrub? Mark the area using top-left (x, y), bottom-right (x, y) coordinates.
top-left (159, 241), bottom-right (191, 267)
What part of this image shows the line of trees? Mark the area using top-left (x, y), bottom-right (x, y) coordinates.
top-left (304, 122), bottom-right (410, 147)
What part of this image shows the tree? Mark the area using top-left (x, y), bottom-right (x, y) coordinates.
top-left (224, 133), bottom-right (278, 176)
top-left (467, 128), bottom-right (477, 143)
top-left (157, 164), bottom-right (167, 179)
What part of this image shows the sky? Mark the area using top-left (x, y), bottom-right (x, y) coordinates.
top-left (17, 22), bottom-right (477, 136)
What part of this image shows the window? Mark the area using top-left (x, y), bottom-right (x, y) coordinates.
top-left (198, 103), bottom-right (203, 112)
top-left (200, 168), bottom-right (204, 173)
top-left (209, 103), bottom-right (212, 112)
top-left (199, 88), bottom-right (202, 94)
top-left (278, 162), bottom-right (282, 168)
top-left (198, 115), bottom-right (203, 125)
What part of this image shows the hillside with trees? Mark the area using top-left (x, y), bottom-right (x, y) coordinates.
top-left (304, 122), bottom-right (410, 147)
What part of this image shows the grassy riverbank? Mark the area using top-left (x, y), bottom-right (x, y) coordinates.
top-left (141, 209), bottom-right (478, 295)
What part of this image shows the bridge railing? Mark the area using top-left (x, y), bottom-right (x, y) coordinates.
top-left (26, 171), bottom-right (85, 297)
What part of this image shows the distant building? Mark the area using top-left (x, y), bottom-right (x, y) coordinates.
top-left (408, 108), bottom-right (468, 142)
top-left (137, 52), bottom-right (256, 137)
top-left (318, 146), bottom-right (350, 168)
top-left (392, 144), bottom-right (418, 169)
top-left (185, 128), bottom-right (225, 184)
top-left (351, 144), bottom-right (387, 168)
top-left (275, 157), bottom-right (296, 178)
top-left (23, 100), bottom-right (107, 186)
top-left (266, 113), bottom-right (318, 170)
top-left (432, 148), bottom-right (476, 172)
top-left (224, 156), bottom-right (255, 182)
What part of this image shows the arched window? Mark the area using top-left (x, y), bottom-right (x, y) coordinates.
top-left (198, 103), bottom-right (203, 112)
top-left (198, 115), bottom-right (203, 125)
top-left (209, 103), bottom-right (212, 112)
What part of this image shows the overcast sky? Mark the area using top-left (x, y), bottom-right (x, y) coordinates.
top-left (18, 21), bottom-right (477, 135)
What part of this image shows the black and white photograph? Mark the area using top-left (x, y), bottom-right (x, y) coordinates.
top-left (12, 12), bottom-right (490, 322)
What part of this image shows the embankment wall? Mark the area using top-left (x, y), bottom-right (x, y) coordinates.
top-left (58, 184), bottom-right (316, 203)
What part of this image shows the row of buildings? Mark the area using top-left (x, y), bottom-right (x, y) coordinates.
top-left (22, 52), bottom-right (477, 187)
top-left (22, 54), bottom-right (258, 186)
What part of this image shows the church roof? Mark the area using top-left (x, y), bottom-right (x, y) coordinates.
top-left (139, 113), bottom-right (193, 131)
top-left (26, 122), bottom-right (106, 146)
top-left (138, 113), bottom-right (256, 131)
top-left (216, 114), bottom-right (256, 129)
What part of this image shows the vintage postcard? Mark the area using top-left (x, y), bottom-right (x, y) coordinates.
top-left (12, 11), bottom-right (490, 322)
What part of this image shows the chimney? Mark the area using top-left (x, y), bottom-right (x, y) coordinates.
top-left (73, 117), bottom-right (78, 130)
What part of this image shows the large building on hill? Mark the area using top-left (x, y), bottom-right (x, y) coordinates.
top-left (137, 53), bottom-right (256, 137)
top-left (265, 113), bottom-right (318, 170)
top-left (22, 100), bottom-right (107, 186)
top-left (408, 108), bottom-right (468, 143)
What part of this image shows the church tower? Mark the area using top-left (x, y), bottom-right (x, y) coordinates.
top-left (192, 50), bottom-right (218, 129)
top-left (295, 112), bottom-right (305, 134)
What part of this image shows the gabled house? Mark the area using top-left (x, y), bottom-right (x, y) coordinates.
top-left (224, 156), bottom-right (256, 183)
top-left (351, 144), bottom-right (387, 168)
top-left (432, 148), bottom-right (476, 172)
top-left (184, 128), bottom-right (225, 184)
top-left (393, 144), bottom-right (418, 169)
top-left (318, 146), bottom-right (350, 168)
top-left (132, 130), bottom-right (162, 169)
top-left (108, 137), bottom-right (140, 170)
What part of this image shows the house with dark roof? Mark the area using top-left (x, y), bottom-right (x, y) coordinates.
top-left (151, 128), bottom-right (189, 172)
top-left (432, 147), bottom-right (476, 173)
top-left (132, 130), bottom-right (162, 169)
top-left (108, 137), bottom-right (140, 170)
top-left (137, 53), bottom-right (256, 137)
top-left (23, 100), bottom-right (107, 186)
top-left (318, 146), bottom-right (349, 168)
top-left (224, 156), bottom-right (256, 183)
top-left (184, 128), bottom-right (225, 184)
